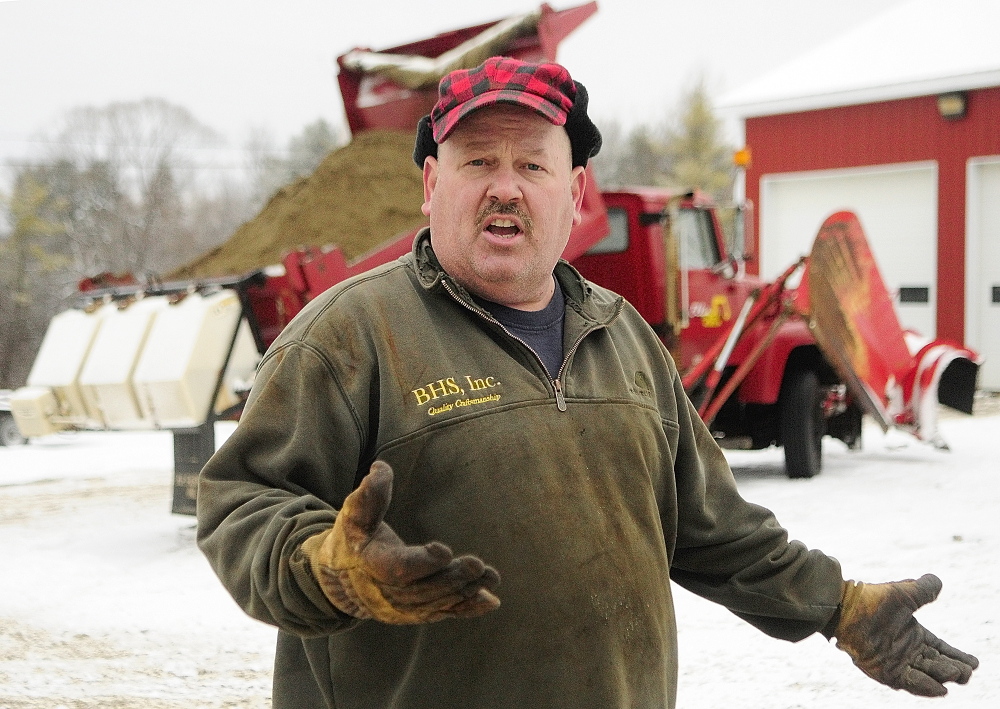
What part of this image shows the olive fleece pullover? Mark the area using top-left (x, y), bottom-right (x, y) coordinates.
top-left (196, 230), bottom-right (844, 709)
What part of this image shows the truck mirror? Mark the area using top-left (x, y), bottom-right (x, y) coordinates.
top-left (711, 255), bottom-right (738, 280)
top-left (716, 206), bottom-right (744, 261)
top-left (716, 203), bottom-right (754, 262)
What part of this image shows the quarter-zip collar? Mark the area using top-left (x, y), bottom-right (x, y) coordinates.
top-left (410, 228), bottom-right (624, 411)
top-left (409, 227), bottom-right (622, 328)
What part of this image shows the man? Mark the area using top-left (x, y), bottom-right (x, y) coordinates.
top-left (197, 57), bottom-right (978, 708)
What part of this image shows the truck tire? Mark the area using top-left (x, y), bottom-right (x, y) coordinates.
top-left (0, 412), bottom-right (27, 447)
top-left (780, 369), bottom-right (824, 479)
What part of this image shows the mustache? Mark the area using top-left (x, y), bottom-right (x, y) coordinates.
top-left (476, 201), bottom-right (534, 234)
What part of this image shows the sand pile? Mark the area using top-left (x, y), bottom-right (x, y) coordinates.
top-left (169, 130), bottom-right (427, 279)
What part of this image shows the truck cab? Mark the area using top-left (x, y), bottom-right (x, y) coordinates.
top-left (572, 189), bottom-right (862, 478)
top-left (574, 189), bottom-right (757, 372)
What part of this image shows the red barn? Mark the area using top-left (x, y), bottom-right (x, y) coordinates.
top-left (720, 0), bottom-right (1000, 390)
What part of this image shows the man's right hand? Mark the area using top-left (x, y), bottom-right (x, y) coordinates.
top-left (300, 460), bottom-right (501, 624)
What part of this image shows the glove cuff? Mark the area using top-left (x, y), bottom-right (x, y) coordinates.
top-left (821, 604), bottom-right (842, 639)
top-left (300, 529), bottom-right (332, 582)
top-left (289, 532), bottom-right (361, 625)
top-left (299, 529), bottom-right (373, 619)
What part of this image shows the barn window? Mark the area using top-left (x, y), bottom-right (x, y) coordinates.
top-left (899, 286), bottom-right (930, 304)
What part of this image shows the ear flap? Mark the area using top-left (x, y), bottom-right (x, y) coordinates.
top-left (565, 82), bottom-right (602, 168)
top-left (413, 115), bottom-right (438, 168)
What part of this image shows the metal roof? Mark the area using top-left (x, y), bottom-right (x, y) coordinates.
top-left (718, 0), bottom-right (1000, 118)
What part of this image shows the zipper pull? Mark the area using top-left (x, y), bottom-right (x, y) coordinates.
top-left (553, 379), bottom-right (567, 412)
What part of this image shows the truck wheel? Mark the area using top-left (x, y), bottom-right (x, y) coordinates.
top-left (780, 369), bottom-right (824, 479)
top-left (0, 413), bottom-right (27, 446)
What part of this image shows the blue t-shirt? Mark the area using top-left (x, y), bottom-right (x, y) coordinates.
top-left (476, 278), bottom-right (565, 379)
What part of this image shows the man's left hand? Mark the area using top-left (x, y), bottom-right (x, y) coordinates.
top-left (832, 574), bottom-right (978, 696)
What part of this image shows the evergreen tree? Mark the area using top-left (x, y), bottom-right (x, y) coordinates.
top-left (0, 176), bottom-right (71, 386)
top-left (285, 119), bottom-right (345, 181)
top-left (592, 78), bottom-right (735, 202)
top-left (661, 80), bottom-right (735, 203)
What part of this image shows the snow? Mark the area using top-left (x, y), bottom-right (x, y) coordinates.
top-left (1, 402), bottom-right (998, 707)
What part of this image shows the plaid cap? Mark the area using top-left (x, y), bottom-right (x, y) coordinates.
top-left (413, 56), bottom-right (602, 168)
top-left (430, 56), bottom-right (576, 142)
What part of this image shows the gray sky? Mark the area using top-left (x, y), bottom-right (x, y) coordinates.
top-left (0, 0), bottom-right (907, 178)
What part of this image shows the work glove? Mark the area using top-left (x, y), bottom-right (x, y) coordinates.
top-left (300, 460), bottom-right (501, 624)
top-left (831, 574), bottom-right (978, 696)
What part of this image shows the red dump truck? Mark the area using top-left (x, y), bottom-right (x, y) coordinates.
top-left (8, 3), bottom-right (980, 513)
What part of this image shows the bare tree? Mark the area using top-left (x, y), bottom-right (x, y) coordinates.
top-left (0, 98), bottom-right (230, 385)
top-left (45, 97), bottom-right (222, 275)
top-left (244, 118), bottom-right (347, 208)
top-left (186, 178), bottom-right (258, 259)
top-left (243, 126), bottom-right (288, 208)
top-left (592, 119), bottom-right (670, 189)
top-left (285, 118), bottom-right (345, 180)
top-left (0, 104), bottom-right (351, 386)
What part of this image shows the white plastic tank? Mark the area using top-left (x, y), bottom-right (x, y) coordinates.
top-left (9, 386), bottom-right (61, 437)
top-left (24, 304), bottom-right (112, 428)
top-left (214, 318), bottom-right (261, 415)
top-left (78, 296), bottom-right (166, 429)
top-left (133, 289), bottom-right (257, 429)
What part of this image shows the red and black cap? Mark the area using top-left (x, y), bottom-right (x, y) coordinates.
top-left (413, 56), bottom-right (602, 168)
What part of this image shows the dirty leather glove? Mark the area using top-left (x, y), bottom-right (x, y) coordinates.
top-left (831, 574), bottom-right (978, 696)
top-left (300, 460), bottom-right (501, 624)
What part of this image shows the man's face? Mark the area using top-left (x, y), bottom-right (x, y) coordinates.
top-left (421, 104), bottom-right (587, 310)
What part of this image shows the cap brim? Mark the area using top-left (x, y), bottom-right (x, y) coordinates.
top-left (432, 91), bottom-right (569, 144)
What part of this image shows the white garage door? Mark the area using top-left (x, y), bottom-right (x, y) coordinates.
top-left (760, 162), bottom-right (938, 338)
top-left (966, 158), bottom-right (1000, 391)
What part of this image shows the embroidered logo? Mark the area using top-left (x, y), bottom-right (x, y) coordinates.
top-left (630, 371), bottom-right (653, 398)
top-left (411, 374), bottom-right (502, 416)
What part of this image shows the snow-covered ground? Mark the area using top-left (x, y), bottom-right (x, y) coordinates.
top-left (1, 398), bottom-right (997, 708)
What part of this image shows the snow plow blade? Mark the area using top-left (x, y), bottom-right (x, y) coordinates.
top-left (803, 211), bottom-right (981, 445)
